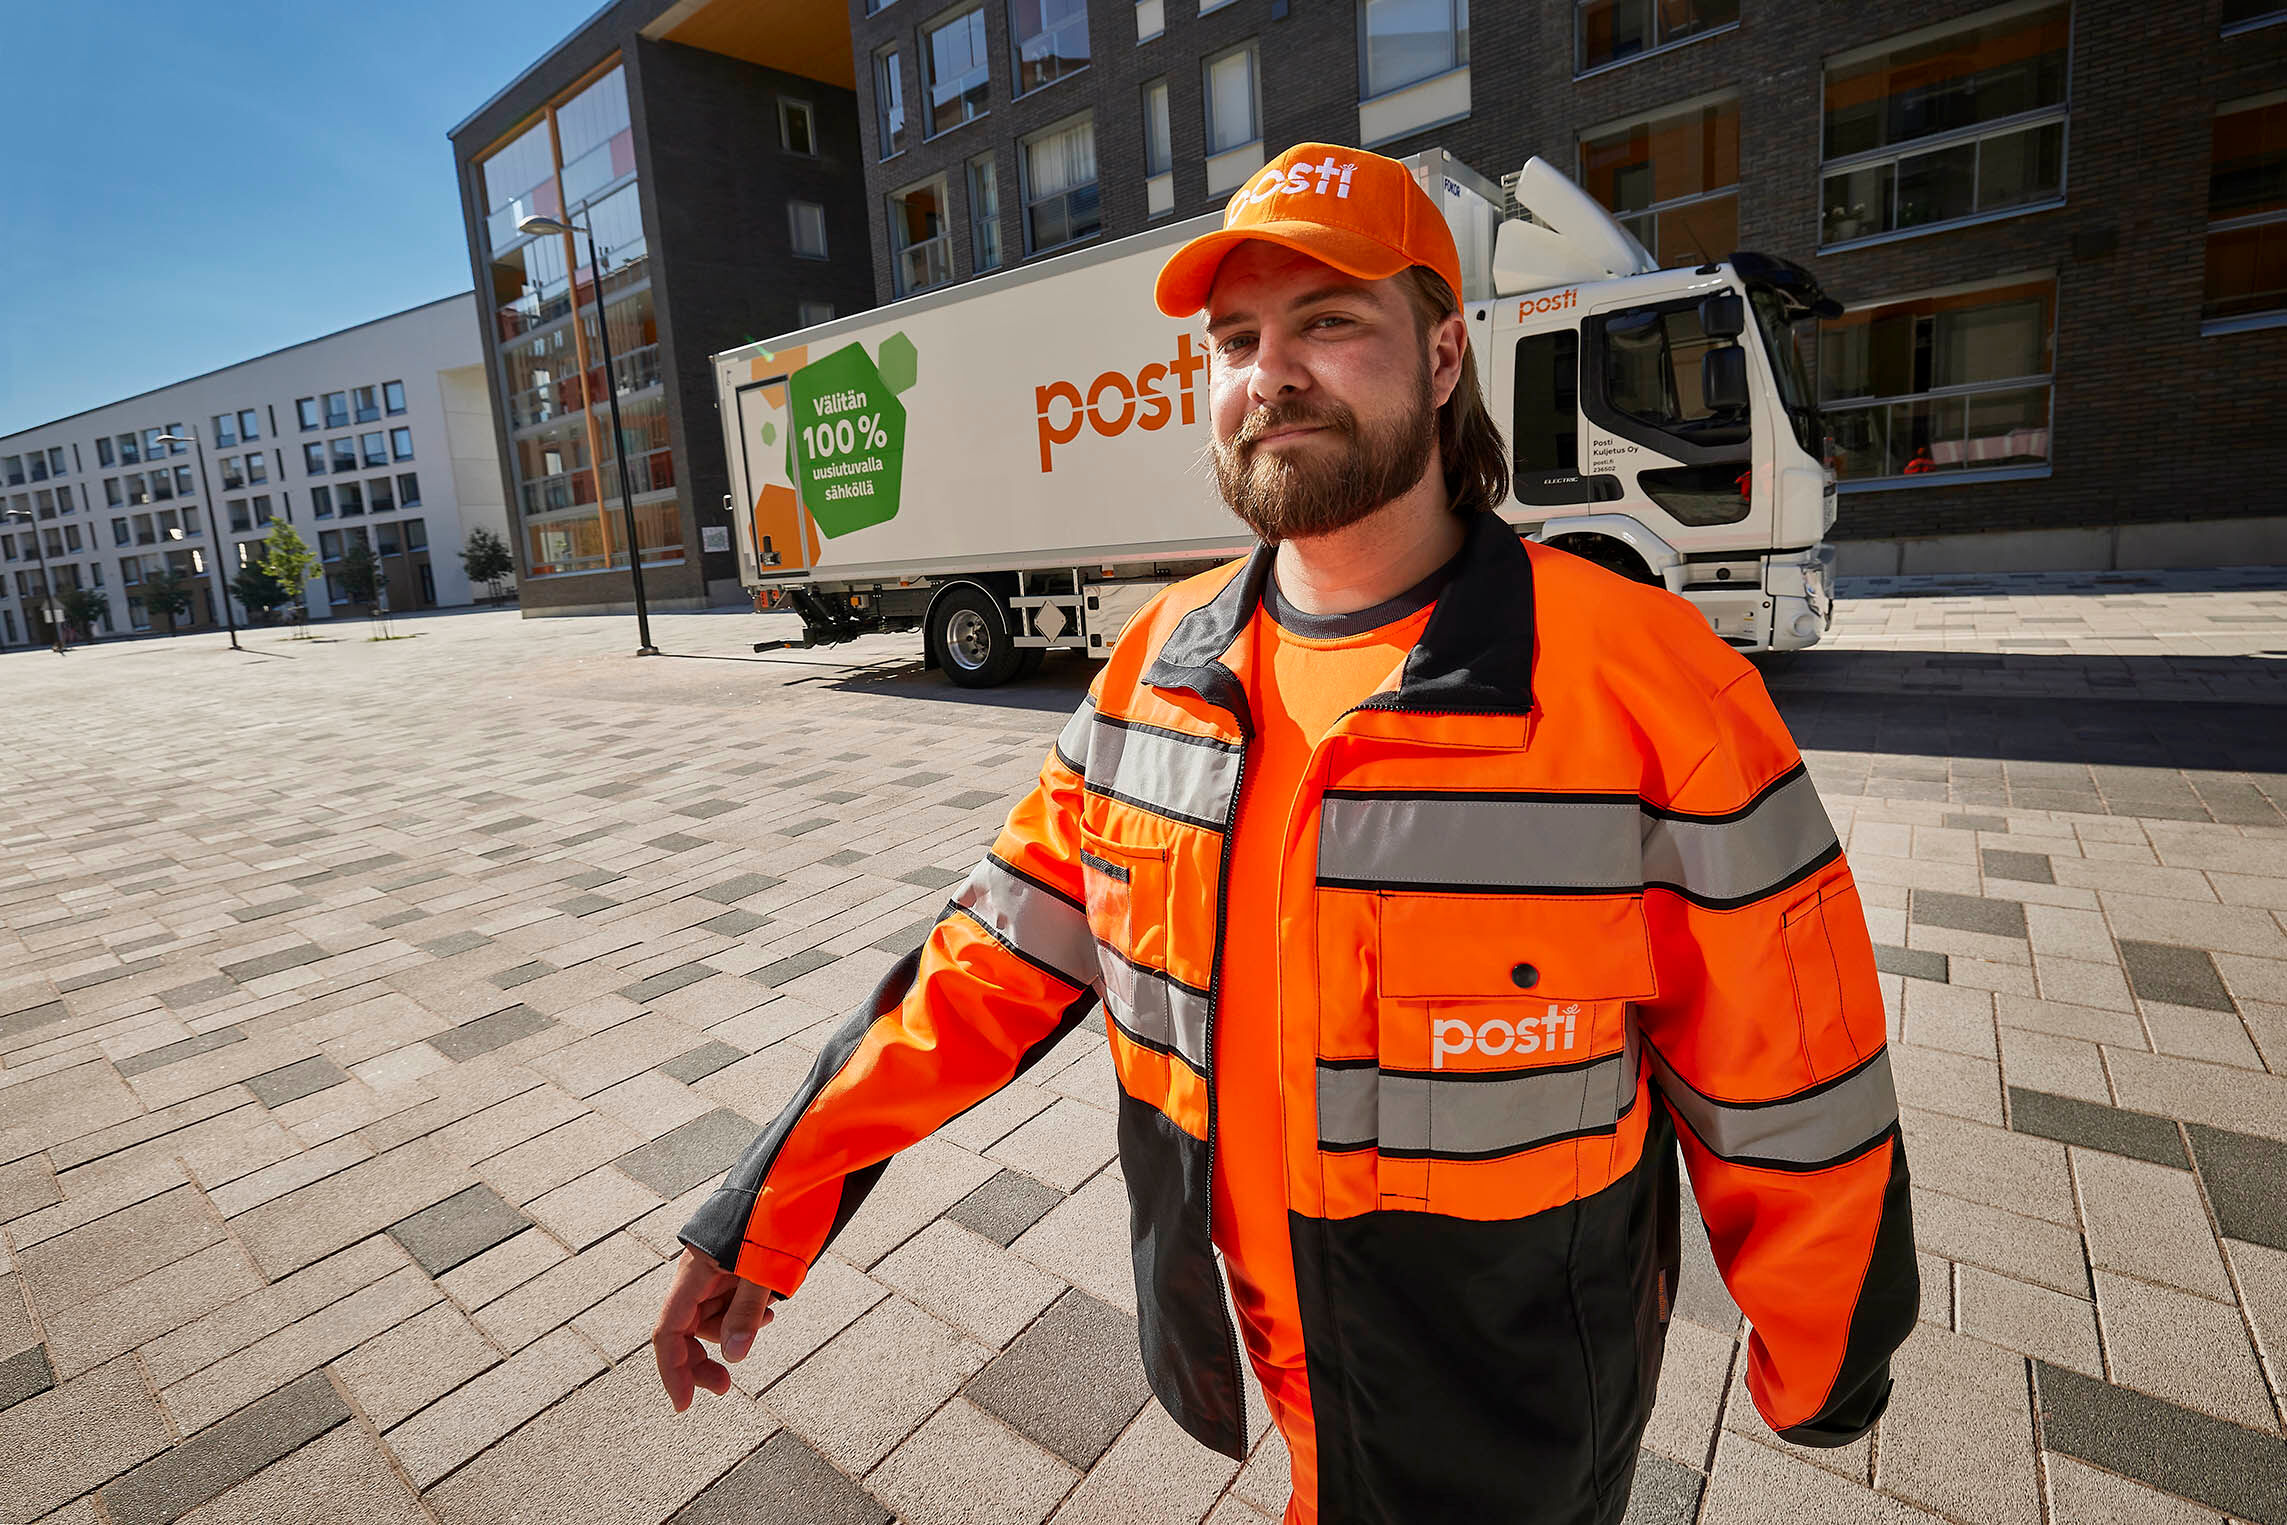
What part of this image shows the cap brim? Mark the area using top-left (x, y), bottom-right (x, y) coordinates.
top-left (1153, 221), bottom-right (1414, 318)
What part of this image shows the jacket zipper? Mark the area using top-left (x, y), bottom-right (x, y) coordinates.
top-left (1199, 670), bottom-right (1252, 1443)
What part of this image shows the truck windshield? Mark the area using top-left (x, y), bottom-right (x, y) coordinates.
top-left (1749, 286), bottom-right (1821, 456)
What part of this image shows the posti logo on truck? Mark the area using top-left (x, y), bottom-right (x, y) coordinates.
top-left (1033, 332), bottom-right (1208, 473)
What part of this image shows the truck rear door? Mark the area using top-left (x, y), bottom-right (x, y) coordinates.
top-left (729, 367), bottom-right (819, 577)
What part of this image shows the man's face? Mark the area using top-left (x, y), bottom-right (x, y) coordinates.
top-left (1202, 242), bottom-right (1441, 544)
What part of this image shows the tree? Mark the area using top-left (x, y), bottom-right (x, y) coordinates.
top-left (338, 538), bottom-right (390, 636)
top-left (462, 527), bottom-right (515, 604)
top-left (141, 567), bottom-right (193, 636)
top-left (259, 523), bottom-right (320, 637)
top-left (231, 560), bottom-right (293, 622)
top-left (58, 587), bottom-right (109, 643)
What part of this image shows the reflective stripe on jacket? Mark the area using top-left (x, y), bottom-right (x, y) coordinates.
top-left (681, 512), bottom-right (1917, 1523)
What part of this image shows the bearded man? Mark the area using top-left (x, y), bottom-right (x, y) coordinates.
top-left (655, 142), bottom-right (1916, 1525)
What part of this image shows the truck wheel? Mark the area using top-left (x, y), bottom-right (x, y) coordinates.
top-left (929, 585), bottom-right (1023, 688)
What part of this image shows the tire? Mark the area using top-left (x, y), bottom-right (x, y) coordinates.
top-left (1548, 533), bottom-right (1660, 586)
top-left (1013, 647), bottom-right (1047, 679)
top-left (928, 585), bottom-right (1023, 688)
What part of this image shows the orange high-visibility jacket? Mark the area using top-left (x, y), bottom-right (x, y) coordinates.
top-left (682, 513), bottom-right (1918, 1524)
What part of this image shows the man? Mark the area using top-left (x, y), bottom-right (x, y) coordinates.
top-left (656, 143), bottom-right (1916, 1524)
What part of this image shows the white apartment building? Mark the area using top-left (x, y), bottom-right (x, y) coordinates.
top-left (0, 294), bottom-right (509, 648)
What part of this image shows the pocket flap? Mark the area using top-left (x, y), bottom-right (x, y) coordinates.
top-left (1378, 894), bottom-right (1658, 1000)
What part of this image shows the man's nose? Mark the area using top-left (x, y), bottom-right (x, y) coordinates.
top-left (1247, 326), bottom-right (1311, 405)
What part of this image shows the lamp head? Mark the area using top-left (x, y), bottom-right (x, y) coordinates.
top-left (519, 214), bottom-right (575, 237)
top-left (155, 433), bottom-right (190, 445)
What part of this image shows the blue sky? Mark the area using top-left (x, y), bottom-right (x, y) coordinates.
top-left (0, 0), bottom-right (602, 437)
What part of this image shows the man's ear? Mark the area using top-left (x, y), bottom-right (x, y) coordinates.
top-left (1428, 311), bottom-right (1468, 409)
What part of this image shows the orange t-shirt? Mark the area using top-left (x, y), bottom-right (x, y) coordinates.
top-left (1211, 558), bottom-right (1447, 1488)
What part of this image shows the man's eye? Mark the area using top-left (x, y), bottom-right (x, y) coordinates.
top-left (1217, 335), bottom-right (1255, 356)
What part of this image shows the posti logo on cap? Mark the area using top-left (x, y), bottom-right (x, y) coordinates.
top-left (1235, 153), bottom-right (1364, 208)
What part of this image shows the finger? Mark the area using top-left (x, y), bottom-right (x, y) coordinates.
top-left (688, 1346), bottom-right (733, 1398)
top-left (653, 1325), bottom-right (696, 1412)
top-left (719, 1279), bottom-right (777, 1362)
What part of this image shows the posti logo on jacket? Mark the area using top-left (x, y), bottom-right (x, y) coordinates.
top-left (1033, 333), bottom-right (1209, 473)
top-left (1433, 1003), bottom-right (1583, 1067)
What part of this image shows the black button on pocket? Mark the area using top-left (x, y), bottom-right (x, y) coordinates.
top-left (1509, 962), bottom-right (1539, 990)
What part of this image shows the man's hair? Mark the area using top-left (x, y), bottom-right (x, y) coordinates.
top-left (1397, 266), bottom-right (1511, 516)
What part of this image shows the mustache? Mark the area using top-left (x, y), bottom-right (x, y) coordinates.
top-left (1232, 401), bottom-right (1355, 449)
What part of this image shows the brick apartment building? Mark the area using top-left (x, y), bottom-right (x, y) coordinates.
top-left (448, 0), bottom-right (879, 615)
top-left (841, 0), bottom-right (2286, 572)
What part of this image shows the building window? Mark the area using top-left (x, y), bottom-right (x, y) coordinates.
top-left (331, 438), bottom-right (357, 474)
top-left (925, 8), bottom-right (992, 135)
top-left (1021, 114), bottom-right (1100, 254)
top-left (359, 432), bottom-right (386, 468)
top-left (221, 457), bottom-right (245, 492)
top-left (229, 499), bottom-right (252, 533)
top-left (888, 178), bottom-right (953, 296)
top-left (55, 484), bottom-right (73, 513)
top-left (383, 380), bottom-right (407, 415)
top-left (182, 504), bottom-right (201, 537)
top-left (370, 477), bottom-right (395, 514)
top-left (354, 386), bottom-right (381, 423)
top-left (240, 408), bottom-right (260, 441)
top-left (149, 472), bottom-right (172, 503)
top-left (320, 530), bottom-right (342, 561)
top-left (297, 397), bottom-right (320, 431)
top-left (790, 200), bottom-right (830, 259)
top-left (213, 413), bottom-right (239, 447)
top-left (780, 97), bottom-right (817, 155)
top-left (245, 453), bottom-right (268, 485)
top-left (1010, 0), bottom-right (1089, 96)
top-left (1203, 43), bottom-right (1261, 158)
top-left (63, 524), bottom-right (81, 553)
top-left (2205, 94), bottom-right (2287, 331)
top-left (1577, 0), bottom-right (1736, 74)
top-left (252, 495), bottom-right (275, 526)
top-left (304, 442), bottom-right (327, 475)
top-left (1142, 79), bottom-right (1174, 179)
top-left (1361, 0), bottom-right (1469, 98)
top-left (1580, 96), bottom-right (1739, 266)
top-left (338, 482), bottom-right (365, 517)
top-left (112, 517), bottom-right (129, 547)
top-left (390, 428), bottom-right (414, 461)
top-left (312, 485), bottom-right (334, 518)
top-left (1820, 3), bottom-right (2070, 248)
top-left (172, 466), bottom-right (193, 498)
top-left (324, 392), bottom-right (349, 429)
top-left (104, 478), bottom-right (122, 507)
top-left (876, 46), bottom-right (909, 158)
top-left (396, 472), bottom-right (421, 507)
top-left (96, 438), bottom-right (115, 468)
top-left (1817, 277), bottom-right (2056, 483)
top-left (969, 153), bottom-right (1003, 272)
top-left (116, 433), bottom-right (139, 465)
top-left (798, 300), bottom-right (837, 326)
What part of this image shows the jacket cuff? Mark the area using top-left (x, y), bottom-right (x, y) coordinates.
top-left (677, 1187), bottom-right (809, 1299)
top-left (1775, 1363), bottom-right (1893, 1448)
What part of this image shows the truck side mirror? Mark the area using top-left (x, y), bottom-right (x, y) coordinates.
top-left (1698, 292), bottom-right (1746, 340)
top-left (1702, 346), bottom-right (1750, 412)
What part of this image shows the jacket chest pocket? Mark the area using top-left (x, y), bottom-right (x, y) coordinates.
top-left (1367, 894), bottom-right (1657, 1211)
top-left (1080, 830), bottom-right (1170, 978)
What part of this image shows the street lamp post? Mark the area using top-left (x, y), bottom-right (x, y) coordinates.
top-left (1, 506), bottom-right (67, 654)
top-left (154, 428), bottom-right (241, 652)
top-left (519, 208), bottom-right (658, 656)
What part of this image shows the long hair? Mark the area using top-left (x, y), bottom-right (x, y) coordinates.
top-left (1399, 267), bottom-right (1511, 516)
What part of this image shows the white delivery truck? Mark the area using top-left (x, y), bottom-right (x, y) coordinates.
top-left (713, 150), bottom-right (1842, 686)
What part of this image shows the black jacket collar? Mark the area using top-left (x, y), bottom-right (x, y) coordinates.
top-left (1142, 509), bottom-right (1537, 719)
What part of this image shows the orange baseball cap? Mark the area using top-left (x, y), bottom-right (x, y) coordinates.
top-left (1154, 142), bottom-right (1463, 318)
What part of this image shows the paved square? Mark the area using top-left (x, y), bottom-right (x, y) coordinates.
top-left (3, 567), bottom-right (2284, 1523)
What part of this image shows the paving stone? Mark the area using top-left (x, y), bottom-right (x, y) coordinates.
top-left (648, 832), bottom-right (709, 853)
top-left (2072, 1150), bottom-right (2234, 1300)
top-left (1912, 889), bottom-right (2028, 939)
top-left (2040, 1453), bottom-right (2223, 1525)
top-left (1622, 1450), bottom-right (1707, 1525)
top-left (427, 1005), bottom-right (555, 1062)
top-left (15, 1186), bottom-right (225, 1317)
top-left (140, 1236), bottom-right (410, 1390)
top-left (232, 1139), bottom-right (473, 1278)
top-left (0, 1357), bottom-right (175, 1521)
top-left (171, 1421), bottom-right (429, 1525)
top-left (417, 931), bottom-right (493, 958)
top-left (2091, 1270), bottom-right (2275, 1429)
top-left (567, 1257), bottom-right (677, 1359)
top-left (751, 947), bottom-right (837, 988)
top-left (899, 865), bottom-right (966, 890)
top-left (966, 1289), bottom-right (1152, 1470)
top-left (987, 1095), bottom-right (1117, 1192)
top-left (470, 1232), bottom-right (658, 1352)
top-left (1637, 1311), bottom-right (1731, 1470)
top-left (947, 1168), bottom-right (1066, 1248)
top-left (219, 945), bottom-right (328, 983)
top-left (328, 1301), bottom-right (497, 1429)
top-left (0, 1155), bottom-right (62, 1221)
top-left (488, 960), bottom-right (556, 989)
top-left (870, 915), bottom-right (941, 955)
top-left (435, 1227), bottom-right (567, 1311)
top-left (41, 1241), bottom-right (263, 1380)
top-left (159, 1263), bottom-right (438, 1434)
top-left (2119, 940), bottom-right (2240, 1014)
top-left (874, 1220), bottom-right (1067, 1348)
top-left (2228, 1235), bottom-right (2287, 1418)
top-left (0, 1343), bottom-right (56, 1412)
top-left (157, 977), bottom-right (237, 1010)
top-left (2187, 1123), bottom-right (2287, 1253)
top-left (616, 1107), bottom-right (762, 1198)
top-left (100, 1370), bottom-right (350, 1525)
top-left (1902, 1107), bottom-right (2078, 1226)
top-left (1982, 848), bottom-right (2055, 884)
top-left (700, 909), bottom-right (769, 937)
top-left (1955, 1263), bottom-right (2101, 1376)
top-left (670, 1430), bottom-right (889, 1525)
top-left (868, 1396), bottom-right (1079, 1525)
top-left (425, 1356), bottom-right (768, 1525)
top-left (387, 1183), bottom-right (532, 1275)
top-left (657, 1039), bottom-right (746, 1084)
top-left (243, 1057), bottom-right (349, 1109)
top-left (2008, 1087), bottom-right (2189, 1168)
top-left (1047, 1397), bottom-right (1243, 1525)
top-left (208, 1137), bottom-right (373, 1218)
top-left (1699, 1432), bottom-right (1941, 1524)
top-left (526, 1166), bottom-right (660, 1250)
top-left (1009, 1170), bottom-right (1136, 1316)
top-left (619, 962), bottom-right (719, 1004)
top-left (115, 1028), bottom-right (246, 1077)
top-left (699, 873), bottom-right (783, 904)
top-left (2035, 1359), bottom-right (2287, 1524)
top-left (2108, 1048), bottom-right (2287, 1143)
top-left (384, 1324), bottom-right (607, 1488)
top-left (832, 1135), bottom-right (1002, 1269)
top-left (770, 1296), bottom-right (989, 1472)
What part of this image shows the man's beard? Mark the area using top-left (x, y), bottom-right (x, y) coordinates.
top-left (1209, 362), bottom-right (1438, 544)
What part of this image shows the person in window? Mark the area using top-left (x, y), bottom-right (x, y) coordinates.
top-left (654, 142), bottom-right (1914, 1524)
top-left (1903, 444), bottom-right (1938, 474)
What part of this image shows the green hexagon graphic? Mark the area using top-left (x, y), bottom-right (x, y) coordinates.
top-left (877, 331), bottom-right (918, 395)
top-left (788, 341), bottom-right (908, 538)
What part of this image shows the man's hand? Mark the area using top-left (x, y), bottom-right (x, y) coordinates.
top-left (653, 1244), bottom-right (777, 1412)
